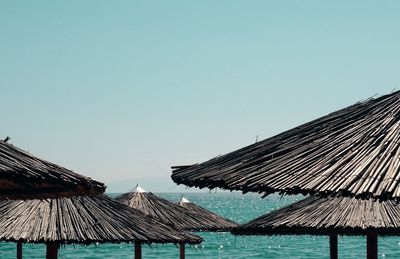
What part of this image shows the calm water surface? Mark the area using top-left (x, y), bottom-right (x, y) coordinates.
top-left (0, 192), bottom-right (398, 258)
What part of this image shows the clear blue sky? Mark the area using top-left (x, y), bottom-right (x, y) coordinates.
top-left (1, 1), bottom-right (399, 192)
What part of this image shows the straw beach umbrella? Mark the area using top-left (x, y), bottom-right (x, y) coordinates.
top-left (231, 196), bottom-right (400, 259)
top-left (116, 186), bottom-right (237, 231)
top-left (170, 91), bottom-right (400, 259)
top-left (171, 90), bottom-right (400, 201)
top-left (115, 186), bottom-right (237, 258)
top-left (0, 194), bottom-right (202, 259)
top-left (177, 195), bottom-right (237, 231)
top-left (0, 139), bottom-right (105, 199)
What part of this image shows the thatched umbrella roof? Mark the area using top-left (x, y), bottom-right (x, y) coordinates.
top-left (115, 186), bottom-right (237, 231)
top-left (172, 90), bottom-right (400, 200)
top-left (177, 196), bottom-right (237, 230)
top-left (0, 194), bottom-right (202, 245)
top-left (231, 196), bottom-right (400, 236)
top-left (0, 139), bottom-right (105, 199)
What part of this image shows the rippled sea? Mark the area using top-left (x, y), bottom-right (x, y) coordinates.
top-left (0, 192), bottom-right (399, 258)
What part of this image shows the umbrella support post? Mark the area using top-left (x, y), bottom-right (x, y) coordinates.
top-left (367, 232), bottom-right (378, 259)
top-left (329, 234), bottom-right (338, 259)
top-left (180, 243), bottom-right (185, 259)
top-left (17, 241), bottom-right (22, 259)
top-left (135, 241), bottom-right (142, 259)
top-left (46, 243), bottom-right (58, 259)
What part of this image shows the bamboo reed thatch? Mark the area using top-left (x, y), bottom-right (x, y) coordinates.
top-left (177, 196), bottom-right (237, 230)
top-left (115, 186), bottom-right (237, 231)
top-left (172, 90), bottom-right (400, 200)
top-left (0, 139), bottom-right (105, 199)
top-left (0, 194), bottom-right (202, 245)
top-left (231, 196), bottom-right (400, 236)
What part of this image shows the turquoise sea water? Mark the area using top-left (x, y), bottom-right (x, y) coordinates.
top-left (0, 192), bottom-right (399, 258)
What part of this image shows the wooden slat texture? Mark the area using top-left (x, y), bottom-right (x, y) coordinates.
top-left (0, 140), bottom-right (105, 199)
top-left (0, 194), bottom-right (202, 245)
top-left (172, 91), bottom-right (400, 200)
top-left (231, 196), bottom-right (400, 236)
top-left (178, 198), bottom-right (237, 231)
top-left (115, 190), bottom-right (237, 232)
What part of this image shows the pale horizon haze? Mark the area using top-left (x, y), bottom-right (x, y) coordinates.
top-left (1, 1), bottom-right (399, 193)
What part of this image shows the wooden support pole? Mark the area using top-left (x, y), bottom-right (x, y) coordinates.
top-left (17, 241), bottom-right (22, 259)
top-left (367, 232), bottom-right (378, 259)
top-left (180, 243), bottom-right (185, 259)
top-left (134, 241), bottom-right (142, 259)
top-left (46, 243), bottom-right (58, 259)
top-left (329, 234), bottom-right (338, 259)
